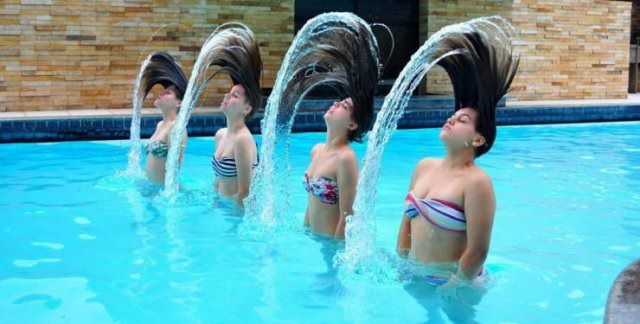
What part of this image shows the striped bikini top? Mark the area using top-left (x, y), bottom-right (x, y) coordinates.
top-left (211, 156), bottom-right (258, 178)
top-left (404, 192), bottom-right (466, 232)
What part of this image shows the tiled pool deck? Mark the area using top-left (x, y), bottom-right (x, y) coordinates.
top-left (1, 95), bottom-right (640, 143)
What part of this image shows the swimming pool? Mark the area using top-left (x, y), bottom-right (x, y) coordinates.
top-left (1, 121), bottom-right (639, 322)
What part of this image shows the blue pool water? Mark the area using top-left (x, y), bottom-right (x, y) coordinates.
top-left (1, 122), bottom-right (639, 323)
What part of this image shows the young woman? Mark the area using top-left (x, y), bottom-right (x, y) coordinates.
top-left (396, 28), bottom-right (519, 299)
top-left (303, 97), bottom-right (373, 238)
top-left (140, 52), bottom-right (188, 185)
top-left (300, 21), bottom-right (383, 239)
top-left (210, 27), bottom-right (262, 207)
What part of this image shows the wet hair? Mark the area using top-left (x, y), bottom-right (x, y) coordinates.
top-left (279, 16), bottom-right (390, 143)
top-left (436, 20), bottom-right (519, 157)
top-left (318, 24), bottom-right (382, 143)
top-left (206, 23), bottom-right (263, 120)
top-left (141, 51), bottom-right (188, 101)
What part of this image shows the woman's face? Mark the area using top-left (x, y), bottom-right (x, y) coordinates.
top-left (153, 85), bottom-right (180, 111)
top-left (439, 107), bottom-right (485, 150)
top-left (324, 98), bottom-right (357, 133)
top-left (221, 84), bottom-right (251, 118)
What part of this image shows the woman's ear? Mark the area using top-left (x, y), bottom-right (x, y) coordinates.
top-left (472, 134), bottom-right (486, 148)
top-left (347, 121), bottom-right (358, 132)
top-left (243, 103), bottom-right (252, 117)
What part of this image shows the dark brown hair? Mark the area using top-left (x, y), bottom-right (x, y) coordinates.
top-left (279, 17), bottom-right (387, 143)
top-left (206, 24), bottom-right (263, 120)
top-left (141, 51), bottom-right (188, 101)
top-left (436, 21), bottom-right (520, 157)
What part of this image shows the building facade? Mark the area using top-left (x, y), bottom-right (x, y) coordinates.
top-left (0, 0), bottom-right (633, 112)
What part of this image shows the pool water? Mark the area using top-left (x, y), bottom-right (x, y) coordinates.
top-left (1, 122), bottom-right (639, 323)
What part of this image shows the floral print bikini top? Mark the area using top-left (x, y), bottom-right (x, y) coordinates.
top-left (302, 173), bottom-right (339, 205)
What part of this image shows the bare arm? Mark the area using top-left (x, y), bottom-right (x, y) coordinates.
top-left (457, 172), bottom-right (496, 280)
top-left (397, 217), bottom-right (412, 257)
top-left (233, 134), bottom-right (256, 207)
top-left (334, 151), bottom-right (358, 239)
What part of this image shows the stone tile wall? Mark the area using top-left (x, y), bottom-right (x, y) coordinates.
top-left (421, 0), bottom-right (632, 100)
top-left (0, 0), bottom-right (293, 112)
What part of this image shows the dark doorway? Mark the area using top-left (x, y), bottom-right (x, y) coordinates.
top-left (294, 0), bottom-right (420, 97)
top-left (629, 1), bottom-right (639, 93)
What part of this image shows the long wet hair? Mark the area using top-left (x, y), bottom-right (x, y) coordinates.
top-left (436, 21), bottom-right (519, 157)
top-left (338, 22), bottom-right (387, 143)
top-left (280, 15), bottom-right (390, 143)
top-left (141, 51), bottom-right (188, 102)
top-left (205, 23), bottom-right (263, 120)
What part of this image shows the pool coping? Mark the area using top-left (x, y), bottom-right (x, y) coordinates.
top-left (1, 97), bottom-right (640, 143)
top-left (606, 260), bottom-right (640, 323)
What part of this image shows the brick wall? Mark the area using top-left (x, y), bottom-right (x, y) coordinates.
top-left (0, 0), bottom-right (293, 112)
top-left (0, 0), bottom-right (634, 112)
top-left (421, 0), bottom-right (632, 100)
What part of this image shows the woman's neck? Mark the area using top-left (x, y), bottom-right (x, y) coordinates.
top-left (226, 114), bottom-right (247, 133)
top-left (325, 127), bottom-right (348, 150)
top-left (442, 146), bottom-right (474, 169)
top-left (161, 107), bottom-right (177, 122)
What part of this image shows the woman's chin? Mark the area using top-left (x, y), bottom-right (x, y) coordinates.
top-left (154, 102), bottom-right (170, 111)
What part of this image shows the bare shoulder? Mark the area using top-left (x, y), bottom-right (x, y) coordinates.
top-left (310, 143), bottom-right (325, 157)
top-left (409, 158), bottom-right (440, 189)
top-left (416, 157), bottom-right (440, 173)
top-left (155, 120), bottom-right (165, 130)
top-left (234, 130), bottom-right (255, 148)
top-left (467, 167), bottom-right (494, 192)
top-left (215, 127), bottom-right (227, 139)
top-left (337, 147), bottom-right (358, 178)
top-left (338, 146), bottom-right (357, 166)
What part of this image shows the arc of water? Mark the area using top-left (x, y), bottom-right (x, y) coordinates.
top-left (244, 12), bottom-right (382, 229)
top-left (126, 53), bottom-right (154, 177)
top-left (126, 24), bottom-right (185, 177)
top-left (336, 16), bottom-right (517, 276)
top-left (163, 23), bottom-right (259, 196)
top-left (370, 23), bottom-right (395, 73)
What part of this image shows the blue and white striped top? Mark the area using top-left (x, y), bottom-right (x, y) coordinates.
top-left (211, 156), bottom-right (258, 178)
